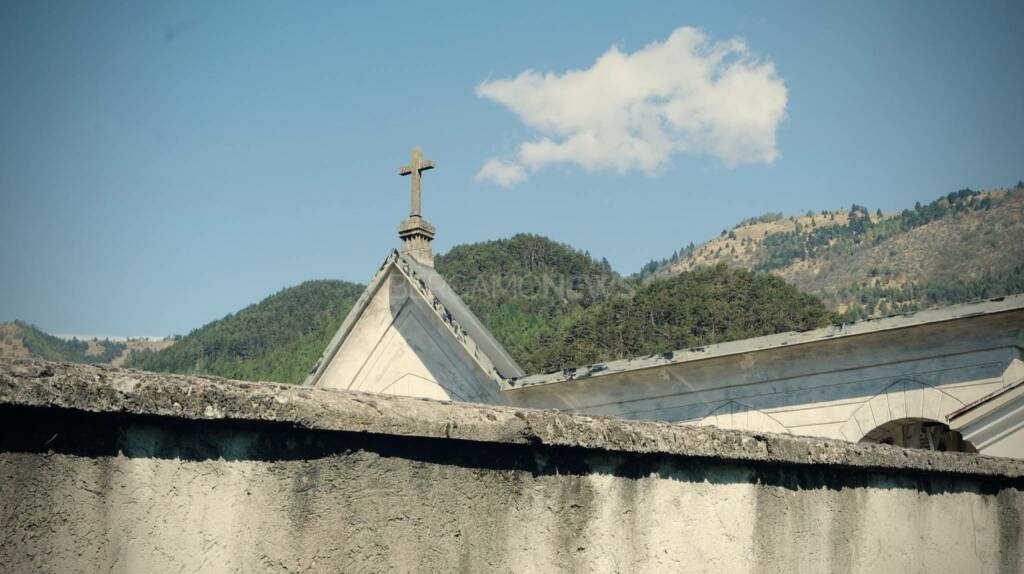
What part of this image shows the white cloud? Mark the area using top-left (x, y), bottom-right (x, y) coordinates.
top-left (475, 27), bottom-right (787, 187)
top-left (474, 158), bottom-right (527, 189)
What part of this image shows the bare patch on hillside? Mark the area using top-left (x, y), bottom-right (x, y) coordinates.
top-left (111, 339), bottom-right (176, 368)
top-left (0, 325), bottom-right (31, 359)
top-left (659, 187), bottom-right (1024, 317)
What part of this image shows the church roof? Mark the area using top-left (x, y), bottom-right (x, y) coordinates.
top-left (503, 293), bottom-right (1024, 391)
top-left (304, 250), bottom-right (525, 387)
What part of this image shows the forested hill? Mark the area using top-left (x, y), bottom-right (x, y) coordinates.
top-left (125, 235), bottom-right (835, 382)
top-left (127, 280), bottom-right (365, 384)
top-left (434, 235), bottom-right (832, 373)
top-left (529, 264), bottom-right (836, 373)
top-left (127, 235), bottom-right (633, 382)
top-left (434, 234), bottom-right (631, 372)
top-left (641, 183), bottom-right (1024, 320)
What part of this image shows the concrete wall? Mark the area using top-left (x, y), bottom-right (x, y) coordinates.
top-left (2, 359), bottom-right (1023, 573)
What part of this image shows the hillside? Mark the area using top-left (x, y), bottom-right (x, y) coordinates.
top-left (128, 236), bottom-right (630, 382)
top-left (0, 321), bottom-right (170, 365)
top-left (530, 265), bottom-right (836, 372)
top-left (644, 184), bottom-right (1024, 320)
top-left (126, 280), bottom-right (365, 384)
top-left (434, 234), bottom-right (633, 372)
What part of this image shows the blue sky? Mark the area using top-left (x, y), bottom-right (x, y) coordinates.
top-left (1, 1), bottom-right (1022, 337)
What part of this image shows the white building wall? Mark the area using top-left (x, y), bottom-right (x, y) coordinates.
top-left (505, 310), bottom-right (1024, 452)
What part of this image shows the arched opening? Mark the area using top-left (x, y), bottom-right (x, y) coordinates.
top-left (859, 418), bottom-right (977, 453)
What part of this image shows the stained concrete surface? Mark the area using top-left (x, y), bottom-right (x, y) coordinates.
top-left (1, 359), bottom-right (1022, 573)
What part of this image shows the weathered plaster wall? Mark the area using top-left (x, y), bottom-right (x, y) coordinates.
top-left (2, 360), bottom-right (1023, 573)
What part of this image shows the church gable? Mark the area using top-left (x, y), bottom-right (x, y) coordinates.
top-left (341, 271), bottom-right (504, 403)
top-left (306, 253), bottom-right (511, 404)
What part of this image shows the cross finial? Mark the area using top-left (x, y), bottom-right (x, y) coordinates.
top-left (396, 147), bottom-right (438, 266)
top-left (399, 147), bottom-right (435, 217)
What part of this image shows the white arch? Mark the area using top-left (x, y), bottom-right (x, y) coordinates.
top-left (699, 401), bottom-right (790, 434)
top-left (838, 379), bottom-right (964, 443)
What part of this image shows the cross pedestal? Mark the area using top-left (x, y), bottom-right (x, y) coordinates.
top-left (398, 215), bottom-right (436, 267)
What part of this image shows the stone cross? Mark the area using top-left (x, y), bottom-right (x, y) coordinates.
top-left (399, 147), bottom-right (435, 217)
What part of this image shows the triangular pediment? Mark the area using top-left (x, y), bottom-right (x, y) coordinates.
top-left (305, 252), bottom-right (521, 404)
